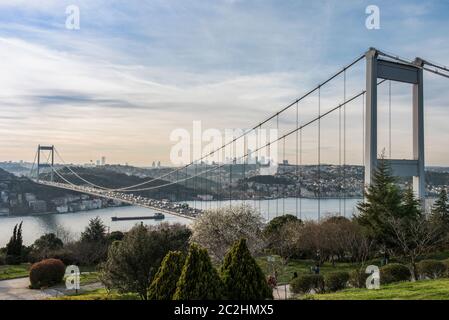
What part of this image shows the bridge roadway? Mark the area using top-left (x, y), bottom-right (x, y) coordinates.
top-left (35, 180), bottom-right (197, 220)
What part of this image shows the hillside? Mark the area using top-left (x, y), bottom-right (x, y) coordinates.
top-left (41, 166), bottom-right (204, 201)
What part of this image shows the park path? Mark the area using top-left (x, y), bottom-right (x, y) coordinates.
top-left (273, 284), bottom-right (293, 300)
top-left (0, 277), bottom-right (103, 300)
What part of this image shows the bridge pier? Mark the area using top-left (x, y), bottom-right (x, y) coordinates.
top-left (37, 145), bottom-right (55, 182)
top-left (365, 48), bottom-right (425, 202)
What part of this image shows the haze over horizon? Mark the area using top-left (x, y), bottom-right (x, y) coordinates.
top-left (0, 0), bottom-right (448, 166)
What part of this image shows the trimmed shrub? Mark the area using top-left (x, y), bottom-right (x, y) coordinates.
top-left (290, 274), bottom-right (324, 294)
top-left (148, 251), bottom-right (185, 300)
top-left (417, 259), bottom-right (446, 279)
top-left (380, 263), bottom-right (410, 284)
top-left (349, 269), bottom-right (369, 288)
top-left (173, 244), bottom-right (223, 300)
top-left (324, 271), bottom-right (350, 292)
top-left (220, 239), bottom-right (273, 300)
top-left (29, 258), bottom-right (65, 289)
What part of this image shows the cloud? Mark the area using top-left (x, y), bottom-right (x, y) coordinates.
top-left (0, 0), bottom-right (448, 166)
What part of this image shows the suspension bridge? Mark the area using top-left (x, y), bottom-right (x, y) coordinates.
top-left (28, 48), bottom-right (449, 221)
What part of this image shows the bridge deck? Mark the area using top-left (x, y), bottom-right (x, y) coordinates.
top-left (35, 180), bottom-right (196, 220)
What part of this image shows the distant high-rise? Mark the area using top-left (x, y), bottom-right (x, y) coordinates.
top-left (101, 156), bottom-right (106, 166)
top-left (157, 161), bottom-right (161, 168)
top-left (152, 161), bottom-right (156, 168)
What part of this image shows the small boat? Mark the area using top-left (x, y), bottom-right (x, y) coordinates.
top-left (111, 213), bottom-right (165, 221)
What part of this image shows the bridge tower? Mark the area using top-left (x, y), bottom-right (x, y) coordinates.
top-left (36, 145), bottom-right (55, 182)
top-left (365, 48), bottom-right (425, 200)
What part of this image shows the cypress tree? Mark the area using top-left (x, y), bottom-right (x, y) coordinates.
top-left (173, 244), bottom-right (222, 300)
top-left (6, 222), bottom-right (23, 258)
top-left (148, 251), bottom-right (185, 300)
top-left (220, 239), bottom-right (272, 300)
top-left (16, 222), bottom-right (23, 255)
top-left (6, 224), bottom-right (18, 256)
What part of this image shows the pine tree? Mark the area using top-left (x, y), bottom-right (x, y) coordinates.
top-left (401, 187), bottom-right (423, 220)
top-left (173, 244), bottom-right (222, 300)
top-left (431, 189), bottom-right (449, 225)
top-left (356, 157), bottom-right (403, 245)
top-left (80, 217), bottom-right (107, 243)
top-left (220, 239), bottom-right (272, 300)
top-left (148, 251), bottom-right (185, 300)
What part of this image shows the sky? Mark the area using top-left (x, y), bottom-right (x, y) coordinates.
top-left (0, 0), bottom-right (448, 166)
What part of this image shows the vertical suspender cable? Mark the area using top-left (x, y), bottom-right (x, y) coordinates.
top-left (276, 114), bottom-right (279, 217)
top-left (363, 93), bottom-right (365, 166)
top-left (283, 137), bottom-right (286, 215)
top-left (343, 69), bottom-right (347, 217)
top-left (243, 136), bottom-right (246, 206)
top-left (267, 141), bottom-right (271, 220)
top-left (299, 112), bottom-right (303, 220)
top-left (318, 85), bottom-right (321, 221)
top-left (254, 128), bottom-right (258, 210)
top-left (296, 102), bottom-right (299, 218)
top-left (339, 79), bottom-right (342, 216)
top-left (389, 80), bottom-right (392, 159)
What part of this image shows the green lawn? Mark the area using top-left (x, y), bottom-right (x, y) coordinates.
top-left (257, 256), bottom-right (358, 285)
top-left (53, 288), bottom-right (139, 300)
top-left (0, 264), bottom-right (30, 280)
top-left (310, 278), bottom-right (449, 300)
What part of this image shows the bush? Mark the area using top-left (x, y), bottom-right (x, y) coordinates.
top-left (173, 244), bottom-right (223, 300)
top-left (148, 251), bottom-right (185, 300)
top-left (29, 258), bottom-right (65, 289)
top-left (443, 259), bottom-right (449, 277)
top-left (380, 263), bottom-right (410, 284)
top-left (4, 255), bottom-right (22, 265)
top-left (100, 223), bottom-right (190, 300)
top-left (349, 269), bottom-right (369, 288)
top-left (417, 259), bottom-right (446, 279)
top-left (290, 274), bottom-right (324, 294)
top-left (324, 271), bottom-right (350, 292)
top-left (220, 239), bottom-right (273, 300)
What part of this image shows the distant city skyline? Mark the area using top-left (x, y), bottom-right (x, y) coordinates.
top-left (0, 1), bottom-right (448, 166)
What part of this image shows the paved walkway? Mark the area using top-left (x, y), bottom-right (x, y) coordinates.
top-left (273, 284), bottom-right (293, 300)
top-left (0, 277), bottom-right (103, 300)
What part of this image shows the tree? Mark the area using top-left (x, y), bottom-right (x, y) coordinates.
top-left (264, 214), bottom-right (302, 251)
top-left (173, 244), bottom-right (223, 300)
top-left (6, 222), bottom-right (23, 260)
top-left (431, 189), bottom-right (449, 231)
top-left (148, 251), bottom-right (185, 300)
top-left (220, 239), bottom-right (272, 300)
top-left (264, 214), bottom-right (300, 238)
top-left (269, 219), bottom-right (303, 263)
top-left (386, 213), bottom-right (444, 281)
top-left (100, 223), bottom-right (190, 300)
top-left (356, 156), bottom-right (404, 254)
top-left (32, 233), bottom-right (63, 259)
top-left (80, 217), bottom-right (107, 243)
top-left (191, 204), bottom-right (265, 261)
